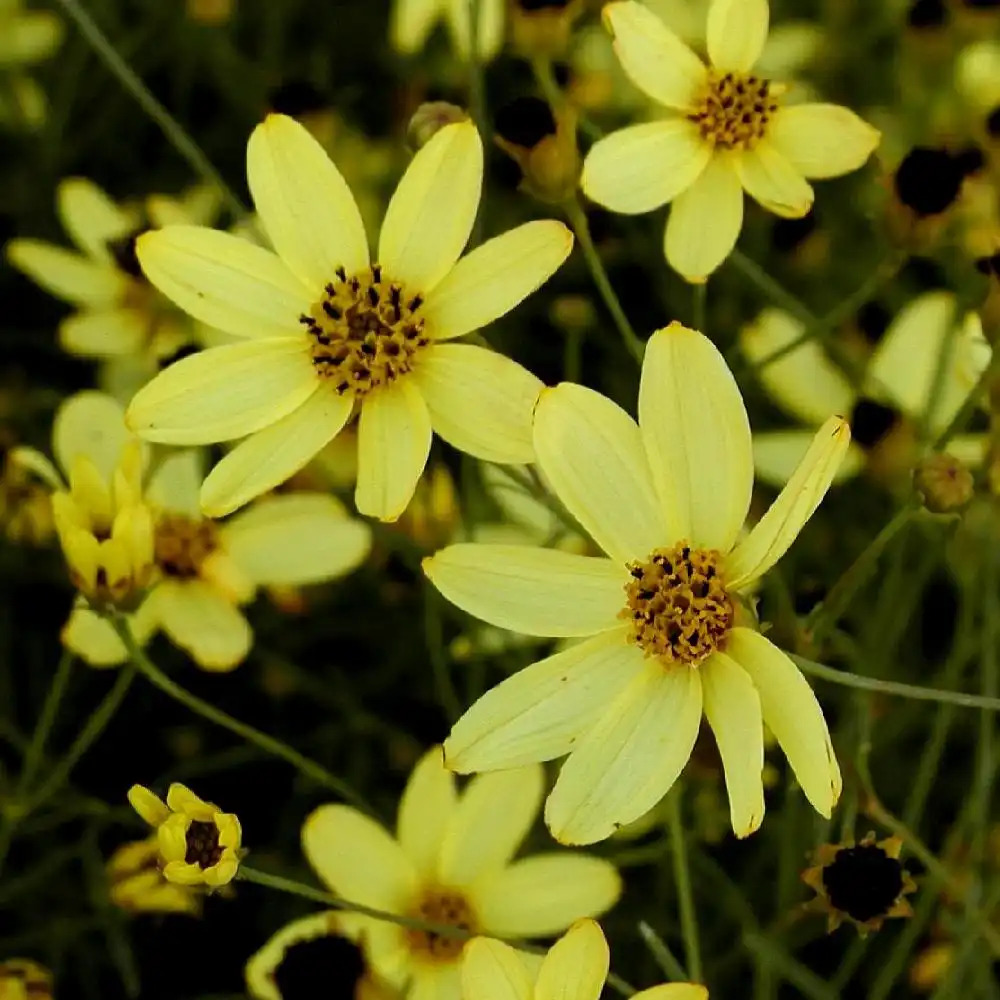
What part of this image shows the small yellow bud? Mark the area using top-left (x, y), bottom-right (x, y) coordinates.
top-left (914, 452), bottom-right (975, 512)
top-left (407, 102), bottom-right (471, 151)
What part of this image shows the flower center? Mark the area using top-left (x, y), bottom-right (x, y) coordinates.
top-left (154, 514), bottom-right (219, 578)
top-left (688, 70), bottom-right (778, 150)
top-left (299, 263), bottom-right (430, 398)
top-left (406, 889), bottom-right (477, 961)
top-left (621, 542), bottom-right (733, 666)
top-left (821, 843), bottom-right (906, 923)
top-left (184, 819), bottom-right (224, 869)
top-left (275, 933), bottom-right (366, 1000)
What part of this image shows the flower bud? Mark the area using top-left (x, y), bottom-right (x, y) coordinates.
top-left (494, 96), bottom-right (579, 204)
top-left (914, 452), bottom-right (975, 512)
top-left (407, 102), bottom-right (471, 151)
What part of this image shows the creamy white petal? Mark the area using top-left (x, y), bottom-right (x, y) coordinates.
top-left (247, 114), bottom-right (369, 288)
top-left (768, 104), bottom-right (880, 180)
top-left (378, 122), bottom-right (483, 293)
top-left (57, 177), bottom-right (134, 260)
top-left (603, 1), bottom-right (707, 110)
top-left (534, 920), bottom-right (609, 1000)
top-left (423, 545), bottom-right (624, 637)
top-left (390, 0), bottom-right (446, 53)
top-left (356, 380), bottom-right (433, 522)
top-left (199, 388), bottom-right (353, 517)
top-left (59, 309), bottom-right (148, 358)
top-left (422, 221), bottom-right (573, 341)
top-left (126, 338), bottom-right (317, 445)
top-left (5, 239), bottom-right (126, 306)
top-left (155, 578), bottom-right (251, 671)
top-left (665, 155), bottom-right (744, 282)
top-left (412, 344), bottom-right (541, 464)
top-left (725, 415), bottom-right (850, 589)
top-left (735, 143), bottom-right (813, 219)
top-left (706, 0), bottom-right (769, 73)
top-left (445, 631), bottom-right (644, 772)
top-left (638, 324), bottom-right (753, 552)
top-left (701, 652), bottom-right (765, 837)
top-left (136, 226), bottom-right (315, 339)
top-left (396, 747), bottom-right (457, 879)
top-left (534, 382), bottom-right (665, 562)
top-left (545, 663), bottom-right (703, 844)
top-left (753, 430), bottom-right (865, 487)
top-left (53, 390), bottom-right (130, 482)
top-left (462, 939), bottom-right (533, 1000)
top-left (725, 628), bottom-right (841, 816)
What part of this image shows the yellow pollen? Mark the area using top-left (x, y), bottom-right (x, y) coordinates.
top-left (154, 514), bottom-right (219, 578)
top-left (406, 889), bottom-right (477, 961)
top-left (299, 263), bottom-right (430, 398)
top-left (620, 542), bottom-right (733, 666)
top-left (687, 70), bottom-right (779, 150)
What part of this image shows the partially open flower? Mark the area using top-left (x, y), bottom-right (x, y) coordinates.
top-left (128, 782), bottom-right (243, 887)
top-left (107, 836), bottom-right (202, 916)
top-left (0, 960), bottom-right (53, 1000)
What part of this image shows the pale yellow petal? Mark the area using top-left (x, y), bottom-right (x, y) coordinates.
top-left (462, 939), bottom-right (533, 1000)
top-left (222, 493), bottom-right (371, 585)
top-left (247, 114), bottom-right (369, 288)
top-left (725, 628), bottom-right (841, 817)
top-left (768, 104), bottom-right (880, 181)
top-left (581, 121), bottom-right (710, 214)
top-left (53, 390), bottom-right (130, 482)
top-left (665, 154), bottom-right (744, 282)
top-left (725, 415), bottom-right (850, 589)
top-left (126, 338), bottom-right (316, 445)
top-left (638, 323), bottom-right (753, 552)
top-left (155, 578), bottom-right (252, 671)
top-left (378, 121), bottom-right (482, 292)
top-left (545, 664), bottom-right (703, 845)
top-left (753, 430), bottom-right (865, 487)
top-left (422, 221), bottom-right (573, 341)
top-left (397, 746), bottom-right (457, 879)
top-left (59, 308), bottom-right (148, 358)
top-left (127, 784), bottom-right (170, 827)
top-left (413, 344), bottom-right (541, 464)
top-left (534, 382), bottom-right (665, 562)
top-left (412, 963), bottom-right (462, 1000)
top-left (534, 920), bottom-right (609, 1000)
top-left (146, 449), bottom-right (203, 516)
top-left (603, 2), bottom-right (706, 110)
top-left (302, 804), bottom-right (418, 909)
top-left (9, 445), bottom-right (63, 490)
top-left (706, 0), bottom-right (769, 73)
top-left (199, 388), bottom-right (353, 517)
top-left (475, 855), bottom-right (621, 937)
top-left (631, 987), bottom-right (707, 1000)
top-left (445, 0), bottom-right (505, 61)
top-left (735, 143), bottom-right (813, 219)
top-left (701, 652), bottom-right (765, 838)
top-left (57, 177), bottom-right (134, 260)
top-left (0, 12), bottom-right (63, 66)
top-left (356, 380), bottom-right (433, 522)
top-left (444, 631), bottom-right (643, 773)
top-left (391, 0), bottom-right (446, 53)
top-left (5, 238), bottom-right (126, 306)
top-left (136, 226), bottom-right (315, 339)
top-left (61, 605), bottom-right (129, 666)
top-left (423, 545), bottom-right (624, 637)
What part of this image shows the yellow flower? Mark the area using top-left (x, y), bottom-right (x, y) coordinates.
top-left (580, 0), bottom-right (880, 282)
top-left (0, 959), bottom-right (52, 1000)
top-left (0, 449), bottom-right (53, 545)
top-left (390, 0), bottom-right (505, 61)
top-left (462, 920), bottom-right (706, 1000)
top-left (107, 836), bottom-right (202, 916)
top-left (0, 0), bottom-right (62, 130)
top-left (128, 781), bottom-right (242, 887)
top-left (425, 323), bottom-right (849, 845)
top-left (127, 115), bottom-right (573, 521)
top-left (301, 747), bottom-right (621, 1000)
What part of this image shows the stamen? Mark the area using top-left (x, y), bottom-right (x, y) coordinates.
top-left (406, 889), bottom-right (477, 961)
top-left (687, 70), bottom-right (778, 150)
top-left (154, 514), bottom-right (219, 578)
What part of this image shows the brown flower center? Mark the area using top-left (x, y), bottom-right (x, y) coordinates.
top-left (406, 889), bottom-right (477, 961)
top-left (184, 819), bottom-right (224, 868)
top-left (154, 514), bottom-right (219, 578)
top-left (688, 70), bottom-right (779, 150)
top-left (621, 542), bottom-right (733, 666)
top-left (299, 263), bottom-right (429, 398)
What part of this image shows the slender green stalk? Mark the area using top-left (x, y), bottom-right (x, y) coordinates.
top-left (108, 613), bottom-right (375, 816)
top-left (667, 790), bottom-right (702, 982)
top-left (564, 197), bottom-right (645, 364)
top-left (728, 251), bottom-right (813, 324)
top-left (20, 648), bottom-right (75, 792)
top-left (975, 542), bottom-right (998, 865)
top-left (638, 920), bottom-right (690, 982)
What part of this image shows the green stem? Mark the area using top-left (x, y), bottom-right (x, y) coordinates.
top-left (729, 251), bottom-right (813, 324)
top-left (743, 931), bottom-right (836, 1000)
top-left (667, 789), bottom-right (702, 982)
top-left (975, 540), bottom-right (999, 865)
top-left (932, 347), bottom-right (1000, 450)
top-left (108, 613), bottom-right (374, 816)
top-left (637, 920), bottom-right (690, 982)
top-left (564, 197), bottom-right (644, 364)
top-left (19, 648), bottom-right (75, 792)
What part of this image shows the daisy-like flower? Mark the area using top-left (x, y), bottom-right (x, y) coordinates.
top-left (127, 116), bottom-right (573, 521)
top-left (0, 0), bottom-right (62, 130)
top-left (463, 920), bottom-right (705, 1000)
top-left (580, 0), bottom-right (881, 282)
top-left (425, 323), bottom-right (849, 845)
top-left (802, 832), bottom-right (917, 934)
top-left (0, 959), bottom-right (53, 1000)
top-left (107, 836), bottom-right (201, 916)
top-left (128, 782), bottom-right (242, 887)
top-left (302, 747), bottom-right (621, 1000)
top-left (391, 0), bottom-right (504, 61)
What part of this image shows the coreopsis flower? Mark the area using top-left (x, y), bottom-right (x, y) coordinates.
top-left (580, 0), bottom-right (880, 282)
top-left (128, 782), bottom-right (242, 887)
top-left (739, 295), bottom-right (990, 486)
top-left (425, 323), bottom-right (849, 845)
top-left (302, 747), bottom-right (620, 1000)
top-left (463, 921), bottom-right (705, 1000)
top-left (246, 912), bottom-right (398, 1000)
top-left (0, 959), bottom-right (52, 1000)
top-left (107, 836), bottom-right (202, 916)
top-left (0, 0), bottom-right (62, 130)
top-left (390, 0), bottom-right (504, 61)
top-left (802, 833), bottom-right (916, 934)
top-left (128, 115), bottom-right (573, 520)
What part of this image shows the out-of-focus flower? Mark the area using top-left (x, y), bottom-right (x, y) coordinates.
top-left (0, 447), bottom-right (53, 545)
top-left (508, 0), bottom-right (585, 59)
top-left (581, 0), bottom-right (879, 282)
top-left (495, 97), bottom-right (580, 204)
top-left (301, 747), bottom-right (620, 1000)
top-left (187, 0), bottom-right (233, 25)
top-left (107, 836), bottom-right (202, 916)
top-left (955, 40), bottom-right (1000, 115)
top-left (390, 0), bottom-right (504, 62)
top-left (397, 463), bottom-right (462, 550)
top-left (128, 782), bottom-right (242, 887)
top-left (129, 115), bottom-right (572, 521)
top-left (914, 452), bottom-right (976, 512)
top-left (408, 102), bottom-right (471, 151)
top-left (802, 832), bottom-right (917, 934)
top-left (0, 959), bottom-right (53, 1000)
top-left (0, 0), bottom-right (63, 130)
top-left (425, 323), bottom-right (849, 845)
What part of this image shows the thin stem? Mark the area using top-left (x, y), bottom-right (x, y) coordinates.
top-left (108, 613), bottom-right (375, 816)
top-left (975, 539), bottom-right (999, 865)
top-left (743, 932), bottom-right (837, 1000)
top-left (728, 251), bottom-right (813, 324)
top-left (19, 648), bottom-right (75, 793)
top-left (564, 197), bottom-right (644, 364)
top-left (638, 920), bottom-right (690, 982)
top-left (667, 789), bottom-right (702, 982)
top-left (51, 0), bottom-right (247, 221)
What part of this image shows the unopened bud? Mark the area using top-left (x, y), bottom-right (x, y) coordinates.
top-left (407, 103), bottom-right (470, 151)
top-left (494, 96), bottom-right (579, 204)
top-left (915, 452), bottom-right (975, 512)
